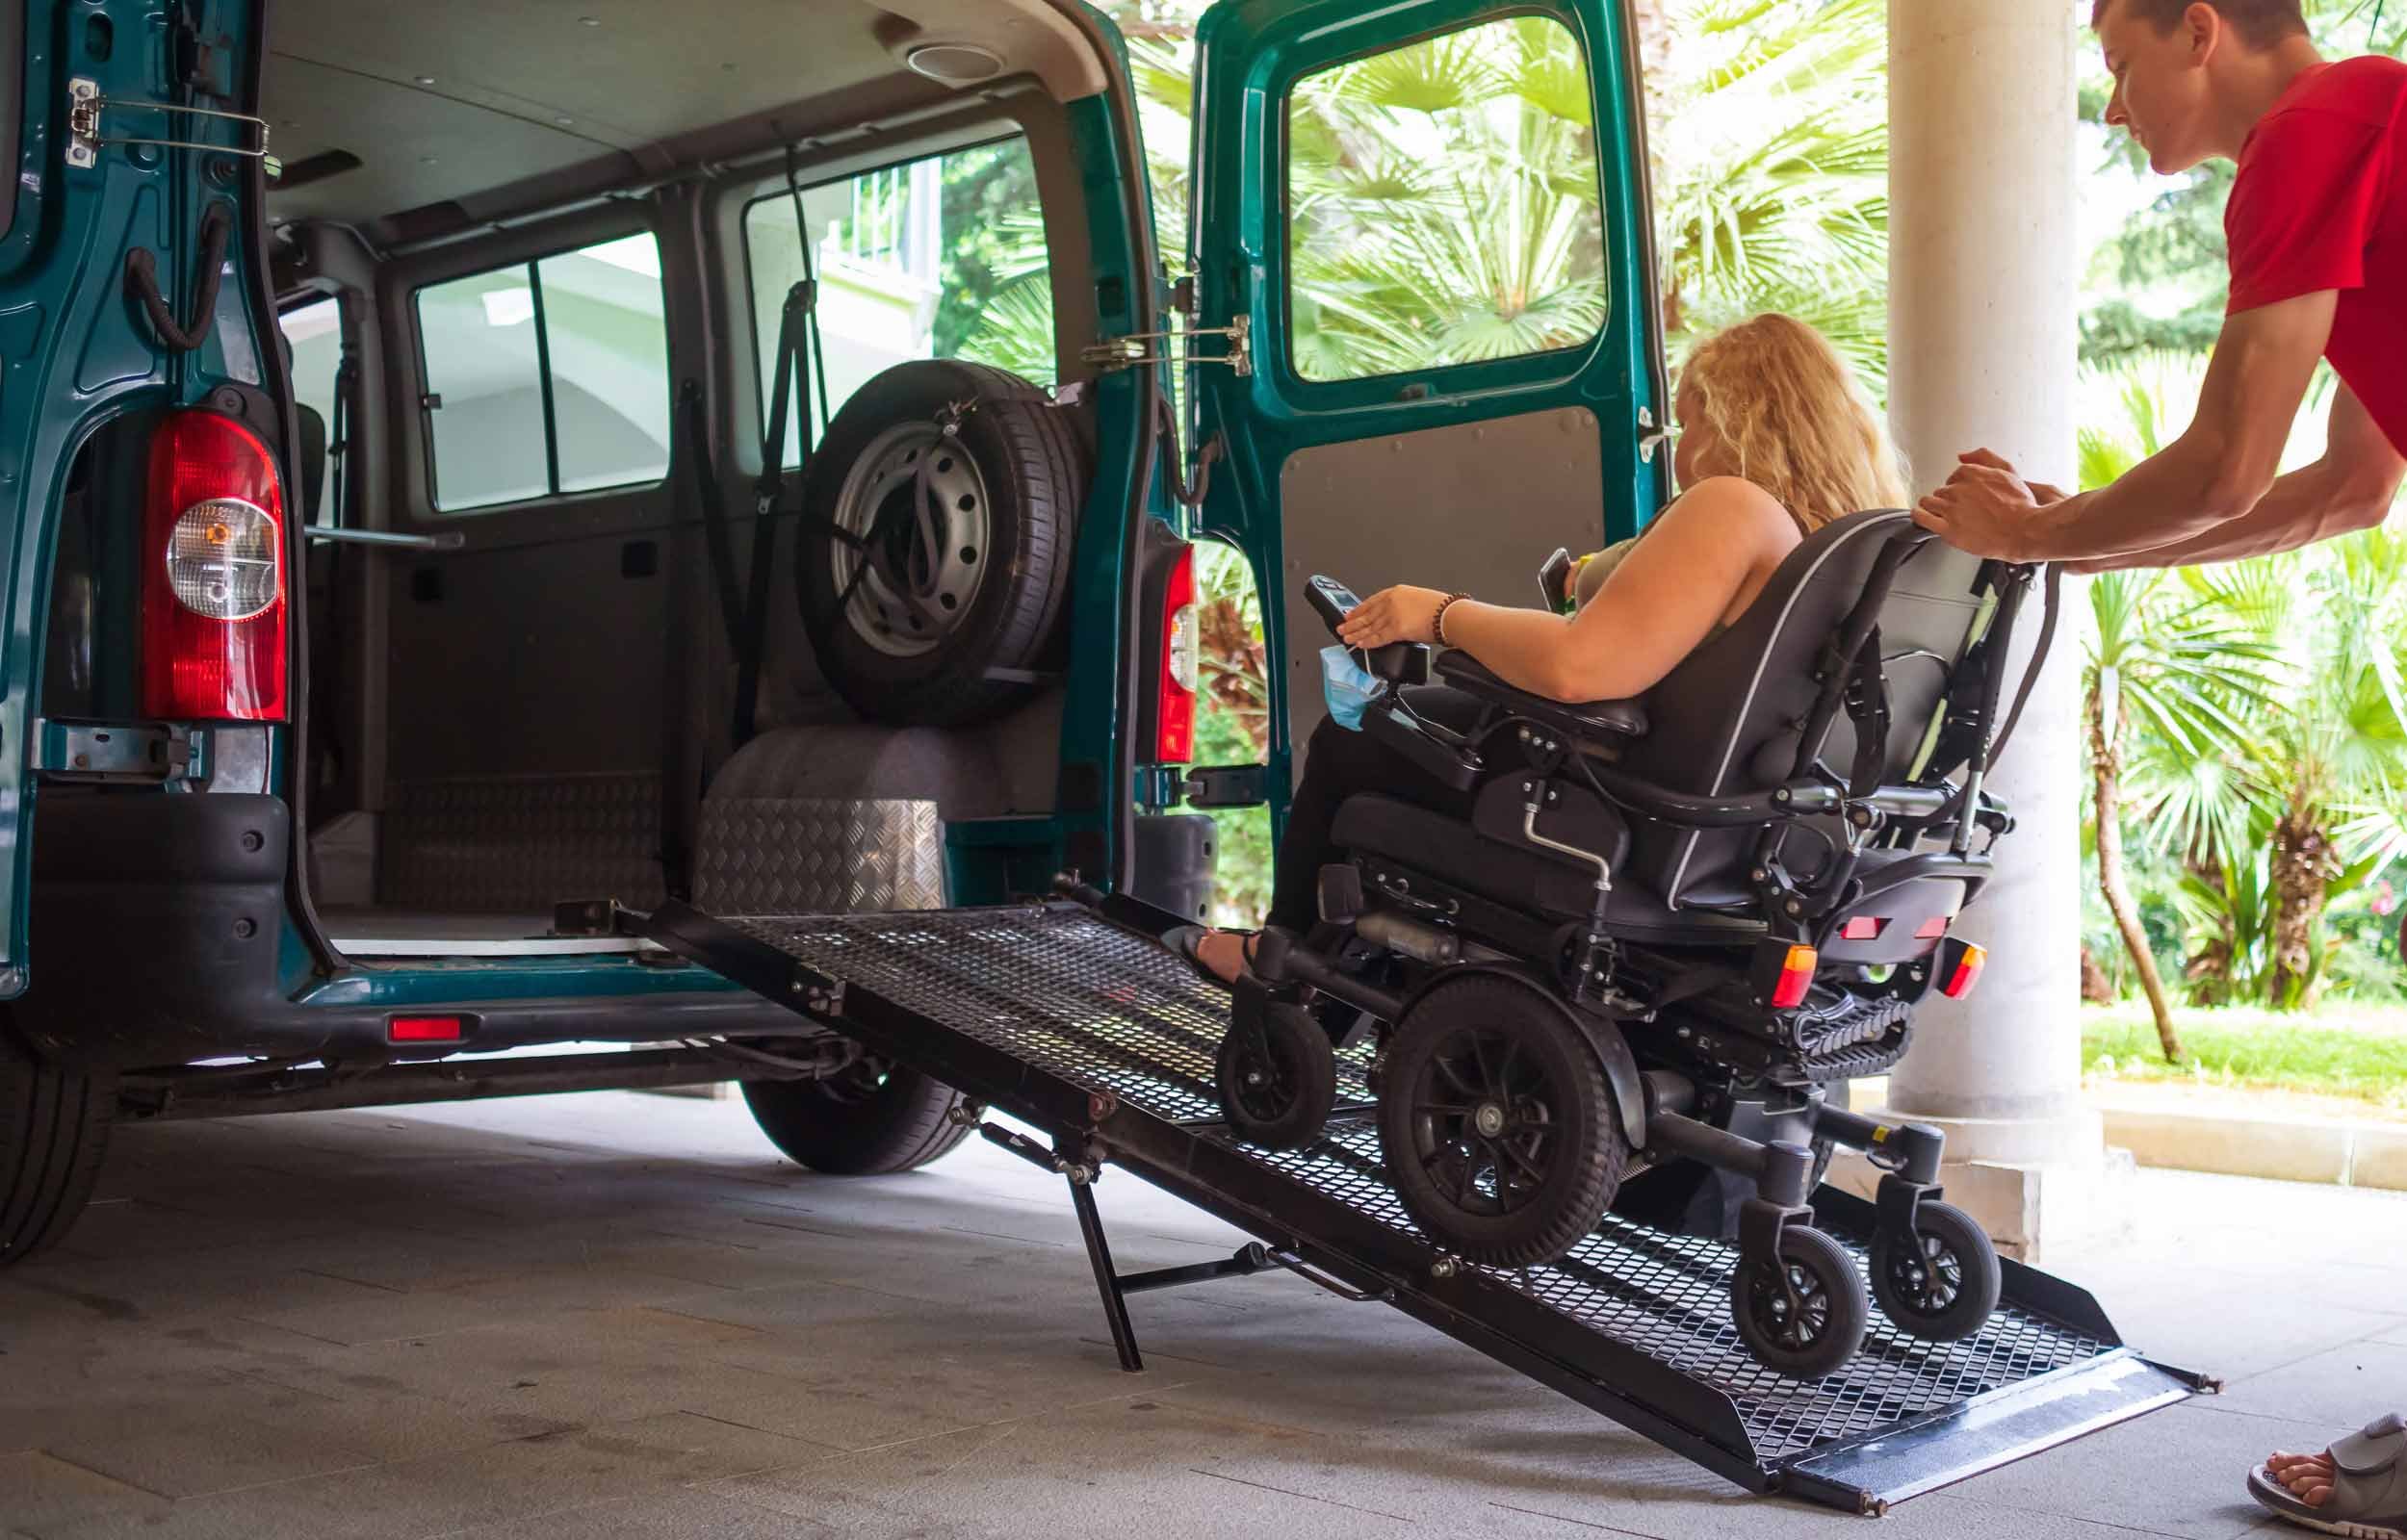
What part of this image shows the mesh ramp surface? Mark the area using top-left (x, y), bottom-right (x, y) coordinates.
top-left (717, 903), bottom-right (2124, 1467)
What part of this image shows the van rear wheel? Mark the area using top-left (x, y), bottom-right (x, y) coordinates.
top-left (741, 1057), bottom-right (975, 1175)
top-left (1, 1042), bottom-right (114, 1269)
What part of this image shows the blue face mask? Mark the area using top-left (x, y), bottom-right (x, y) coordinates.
top-left (1320, 644), bottom-right (1383, 732)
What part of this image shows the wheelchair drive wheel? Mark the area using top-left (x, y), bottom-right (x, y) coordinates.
top-left (1376, 975), bottom-right (1626, 1269)
top-left (1731, 1224), bottom-right (1869, 1380)
top-left (1869, 1199), bottom-right (2001, 1342)
top-left (1215, 988), bottom-right (1337, 1151)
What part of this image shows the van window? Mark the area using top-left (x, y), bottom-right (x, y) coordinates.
top-left (744, 138), bottom-right (1051, 468)
top-left (278, 297), bottom-right (342, 443)
top-left (1284, 15), bottom-right (1609, 384)
top-left (415, 232), bottom-right (672, 513)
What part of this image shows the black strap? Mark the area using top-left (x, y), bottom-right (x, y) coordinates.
top-left (1842, 624), bottom-right (1891, 798)
top-left (1985, 564), bottom-right (2061, 765)
top-left (126, 201), bottom-right (233, 354)
top-left (681, 378), bottom-right (749, 656)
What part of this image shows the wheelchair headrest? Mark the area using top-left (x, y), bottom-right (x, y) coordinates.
top-left (1619, 508), bottom-right (1998, 906)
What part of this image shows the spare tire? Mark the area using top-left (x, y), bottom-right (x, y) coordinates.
top-left (796, 360), bottom-right (1086, 728)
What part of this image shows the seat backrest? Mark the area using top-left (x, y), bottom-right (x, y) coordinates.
top-left (295, 401), bottom-right (327, 525)
top-left (1617, 509), bottom-right (1993, 907)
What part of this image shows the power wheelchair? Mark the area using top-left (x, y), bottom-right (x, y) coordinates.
top-left (1213, 509), bottom-right (2059, 1378)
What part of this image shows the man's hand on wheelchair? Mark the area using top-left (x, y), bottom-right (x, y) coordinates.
top-left (1336, 584), bottom-right (1449, 649)
top-left (1912, 449), bottom-right (2068, 560)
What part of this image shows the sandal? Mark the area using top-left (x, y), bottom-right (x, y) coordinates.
top-left (2249, 1412), bottom-right (2407, 1540)
top-left (1163, 927), bottom-right (1259, 989)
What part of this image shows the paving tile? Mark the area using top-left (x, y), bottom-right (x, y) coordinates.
top-left (39, 1412), bottom-right (825, 1540)
top-left (2202, 1339), bottom-right (2407, 1429)
top-left (431, 1487), bottom-right (860, 1539)
top-left (1, 1370), bottom-right (390, 1500)
top-left (0, 1450), bottom-right (172, 1531)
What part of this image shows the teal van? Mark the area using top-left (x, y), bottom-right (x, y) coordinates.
top-left (0, 0), bottom-right (1662, 1264)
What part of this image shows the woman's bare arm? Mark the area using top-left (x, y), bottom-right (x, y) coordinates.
top-left (1334, 478), bottom-right (1793, 702)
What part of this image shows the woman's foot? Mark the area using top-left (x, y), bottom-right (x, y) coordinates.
top-left (2265, 1450), bottom-right (2337, 1508)
top-left (1190, 931), bottom-right (1258, 986)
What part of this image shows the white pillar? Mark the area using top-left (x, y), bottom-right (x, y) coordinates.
top-left (1875, 0), bottom-right (2105, 1257)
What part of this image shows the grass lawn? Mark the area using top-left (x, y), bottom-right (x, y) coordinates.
top-left (2082, 1002), bottom-right (2407, 1114)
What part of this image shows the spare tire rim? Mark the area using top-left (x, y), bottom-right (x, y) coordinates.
top-left (830, 420), bottom-right (995, 658)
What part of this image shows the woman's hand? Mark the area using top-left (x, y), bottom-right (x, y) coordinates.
top-left (1335, 584), bottom-right (1449, 649)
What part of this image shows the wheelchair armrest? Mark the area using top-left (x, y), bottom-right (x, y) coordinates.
top-left (1362, 694), bottom-right (1484, 793)
top-left (1433, 650), bottom-right (1649, 742)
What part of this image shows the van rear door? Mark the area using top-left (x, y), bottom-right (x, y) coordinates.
top-left (0, 0), bottom-right (280, 993)
top-left (1185, 0), bottom-right (1665, 786)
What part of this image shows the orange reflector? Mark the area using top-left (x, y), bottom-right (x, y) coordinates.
top-left (1770, 945), bottom-right (1817, 1010)
top-left (1941, 944), bottom-right (1986, 999)
top-left (1840, 915), bottom-right (1884, 941)
top-left (1916, 915), bottom-right (1952, 939)
top-left (389, 1015), bottom-right (463, 1043)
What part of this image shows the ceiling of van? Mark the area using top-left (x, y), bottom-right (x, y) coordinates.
top-left (263, 0), bottom-right (1103, 238)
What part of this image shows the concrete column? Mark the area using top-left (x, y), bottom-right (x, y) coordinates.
top-left (1866, 0), bottom-right (2109, 1259)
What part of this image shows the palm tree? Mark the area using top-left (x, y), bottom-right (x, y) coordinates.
top-left (2075, 362), bottom-right (2277, 1053)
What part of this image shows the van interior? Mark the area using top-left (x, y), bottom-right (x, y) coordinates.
top-left (45, 2), bottom-right (1146, 959)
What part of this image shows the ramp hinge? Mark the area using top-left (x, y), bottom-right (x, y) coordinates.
top-left (786, 972), bottom-right (844, 1014)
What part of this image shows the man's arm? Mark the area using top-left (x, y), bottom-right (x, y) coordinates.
top-left (1914, 291), bottom-right (2337, 562)
top-left (2067, 381), bottom-right (2405, 571)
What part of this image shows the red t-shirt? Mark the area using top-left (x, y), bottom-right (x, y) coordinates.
top-left (2225, 57), bottom-right (2407, 455)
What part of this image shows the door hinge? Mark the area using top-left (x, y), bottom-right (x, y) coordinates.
top-left (1082, 315), bottom-right (1252, 378)
top-left (1637, 405), bottom-right (1672, 464)
top-left (1181, 763), bottom-right (1271, 808)
top-left (34, 720), bottom-right (201, 783)
top-left (68, 78), bottom-right (280, 175)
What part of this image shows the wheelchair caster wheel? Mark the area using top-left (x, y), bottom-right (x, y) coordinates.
top-left (1869, 1199), bottom-right (2001, 1342)
top-left (1732, 1225), bottom-right (1868, 1380)
top-left (1377, 975), bottom-right (1625, 1269)
top-left (1216, 995), bottom-right (1336, 1150)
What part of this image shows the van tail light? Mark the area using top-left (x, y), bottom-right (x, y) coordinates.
top-left (1750, 940), bottom-right (1819, 1011)
top-left (142, 410), bottom-right (289, 721)
top-left (1940, 941), bottom-right (1986, 1000)
top-left (1156, 542), bottom-right (1198, 763)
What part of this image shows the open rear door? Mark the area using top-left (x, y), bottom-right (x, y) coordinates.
top-left (1186, 0), bottom-right (1669, 785)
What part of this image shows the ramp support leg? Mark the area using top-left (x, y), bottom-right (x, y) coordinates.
top-left (1069, 1173), bottom-right (1146, 1373)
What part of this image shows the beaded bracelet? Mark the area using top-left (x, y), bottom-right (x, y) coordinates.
top-left (1433, 591), bottom-right (1470, 646)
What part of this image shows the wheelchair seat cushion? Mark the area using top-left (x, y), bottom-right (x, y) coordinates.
top-left (1433, 652), bottom-right (1648, 743)
top-left (1331, 793), bottom-right (1764, 944)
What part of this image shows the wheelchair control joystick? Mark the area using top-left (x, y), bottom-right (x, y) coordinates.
top-left (1307, 573), bottom-right (1430, 684)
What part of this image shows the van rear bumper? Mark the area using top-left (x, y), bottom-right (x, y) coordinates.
top-left (17, 791), bottom-right (807, 1074)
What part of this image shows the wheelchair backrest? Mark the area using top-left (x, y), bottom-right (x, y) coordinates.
top-left (1617, 509), bottom-right (1995, 908)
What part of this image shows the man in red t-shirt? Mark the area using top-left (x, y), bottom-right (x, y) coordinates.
top-left (1918, 5), bottom-right (2407, 1535)
top-left (1914, 0), bottom-right (2407, 574)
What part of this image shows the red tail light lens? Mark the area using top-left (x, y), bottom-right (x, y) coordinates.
top-left (1915, 915), bottom-right (1952, 939)
top-left (1770, 944), bottom-right (1818, 1010)
top-left (388, 1015), bottom-right (463, 1043)
top-left (1840, 915), bottom-right (1885, 941)
top-left (1156, 542), bottom-right (1198, 763)
top-left (142, 411), bottom-right (289, 721)
top-left (1941, 943), bottom-right (1986, 999)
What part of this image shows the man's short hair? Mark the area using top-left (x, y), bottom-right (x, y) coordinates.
top-left (2089, 0), bottom-right (2310, 48)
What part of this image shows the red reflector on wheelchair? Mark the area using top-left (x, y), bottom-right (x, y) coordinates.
top-left (1770, 945), bottom-right (1816, 1009)
top-left (1940, 944), bottom-right (1985, 999)
top-left (1840, 915), bottom-right (1884, 941)
top-left (1916, 915), bottom-right (1951, 939)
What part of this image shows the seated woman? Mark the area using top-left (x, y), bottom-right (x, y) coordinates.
top-left (1182, 311), bottom-right (1911, 985)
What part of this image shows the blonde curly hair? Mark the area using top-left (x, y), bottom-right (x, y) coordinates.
top-left (1679, 314), bottom-right (1910, 533)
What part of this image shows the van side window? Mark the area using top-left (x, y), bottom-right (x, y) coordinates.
top-left (744, 138), bottom-right (1051, 468)
top-left (278, 297), bottom-right (342, 515)
top-left (1284, 16), bottom-right (1609, 384)
top-left (414, 233), bottom-right (672, 513)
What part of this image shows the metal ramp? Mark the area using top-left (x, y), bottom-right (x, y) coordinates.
top-left (644, 897), bottom-right (2205, 1515)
